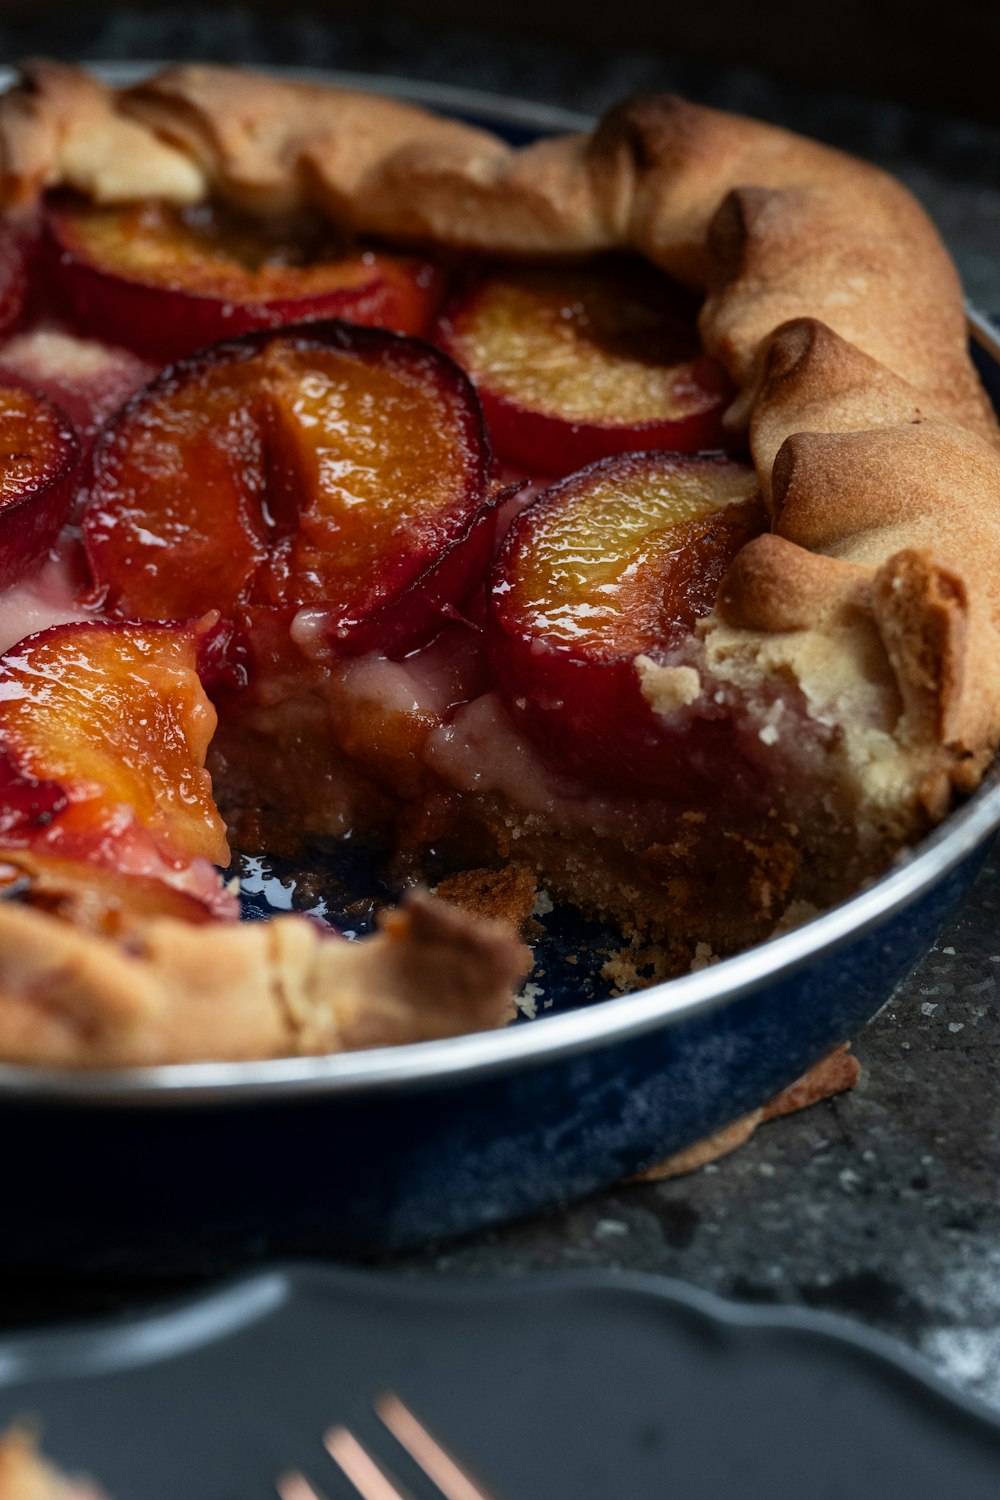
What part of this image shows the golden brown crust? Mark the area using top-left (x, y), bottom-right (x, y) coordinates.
top-left (2, 66), bottom-right (988, 420)
top-left (0, 892), bottom-right (528, 1067)
top-left (0, 59), bottom-right (203, 208)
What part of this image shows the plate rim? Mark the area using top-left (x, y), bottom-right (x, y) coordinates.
top-left (2, 1261), bottom-right (1000, 1444)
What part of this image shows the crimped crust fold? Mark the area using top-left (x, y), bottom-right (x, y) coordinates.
top-left (0, 893), bottom-right (528, 1067)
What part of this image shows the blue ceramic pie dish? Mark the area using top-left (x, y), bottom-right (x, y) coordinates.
top-left (0, 67), bottom-right (998, 1269)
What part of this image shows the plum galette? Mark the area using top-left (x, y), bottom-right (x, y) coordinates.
top-left (0, 59), bottom-right (996, 1066)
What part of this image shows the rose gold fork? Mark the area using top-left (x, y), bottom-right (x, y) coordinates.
top-left (276, 1391), bottom-right (500, 1500)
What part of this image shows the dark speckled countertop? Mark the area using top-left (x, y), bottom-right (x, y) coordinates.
top-left (2, 3), bottom-right (999, 1415)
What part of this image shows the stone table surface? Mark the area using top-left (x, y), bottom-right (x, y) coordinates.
top-left (1, 3), bottom-right (999, 1417)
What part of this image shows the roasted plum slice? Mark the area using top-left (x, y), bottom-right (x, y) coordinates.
top-left (83, 322), bottom-right (491, 657)
top-left (46, 197), bottom-right (446, 362)
top-left (0, 379), bottom-right (77, 590)
top-left (434, 259), bottom-right (732, 476)
top-left (490, 451), bottom-right (765, 793)
top-left (0, 329), bottom-right (158, 447)
top-left (0, 617), bottom-right (233, 919)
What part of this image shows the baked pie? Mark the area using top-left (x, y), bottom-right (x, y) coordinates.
top-left (0, 59), bottom-right (997, 1068)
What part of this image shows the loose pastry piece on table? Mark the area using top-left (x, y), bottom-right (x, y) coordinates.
top-left (0, 60), bottom-right (996, 1068)
top-left (0, 1431), bottom-right (104, 1500)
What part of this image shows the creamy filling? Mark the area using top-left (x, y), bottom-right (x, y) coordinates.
top-left (324, 633), bottom-right (769, 848)
top-left (0, 534), bottom-right (91, 654)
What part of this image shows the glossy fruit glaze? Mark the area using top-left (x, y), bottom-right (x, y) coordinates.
top-left (0, 379), bottom-right (78, 589)
top-left (435, 259), bottom-right (732, 473)
top-left (490, 452), bottom-right (764, 792)
top-left (46, 197), bottom-right (445, 360)
top-left (0, 617), bottom-right (233, 917)
top-left (83, 324), bottom-right (490, 650)
top-left (0, 194), bottom-right (768, 921)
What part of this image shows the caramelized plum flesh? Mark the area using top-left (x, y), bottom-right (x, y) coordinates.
top-left (47, 198), bottom-right (445, 361)
top-left (83, 323), bottom-right (491, 656)
top-left (490, 451), bottom-right (765, 792)
top-left (0, 618), bottom-right (232, 915)
top-left (435, 259), bottom-right (731, 475)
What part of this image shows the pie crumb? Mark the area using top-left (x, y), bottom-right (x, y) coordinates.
top-left (433, 863), bottom-right (539, 936)
top-left (601, 940), bottom-right (678, 995)
top-left (689, 941), bottom-right (718, 971)
top-left (517, 980), bottom-right (545, 1019)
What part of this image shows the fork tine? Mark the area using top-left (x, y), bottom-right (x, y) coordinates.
top-left (276, 1471), bottom-right (326, 1500)
top-left (375, 1393), bottom-right (498, 1500)
top-left (324, 1424), bottom-right (413, 1500)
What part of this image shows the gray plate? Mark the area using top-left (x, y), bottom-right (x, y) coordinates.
top-left (1, 1265), bottom-right (1000, 1497)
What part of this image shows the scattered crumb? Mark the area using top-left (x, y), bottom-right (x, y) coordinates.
top-left (531, 887), bottom-right (554, 917)
top-left (769, 898), bottom-right (820, 935)
top-left (601, 940), bottom-right (680, 995)
top-left (433, 863), bottom-right (539, 935)
top-left (949, 1021), bottom-right (965, 1033)
top-left (517, 981), bottom-right (545, 1020)
top-left (689, 941), bottom-right (718, 972)
top-left (921, 1001), bottom-right (938, 1016)
top-left (758, 723), bottom-right (780, 745)
top-left (635, 655), bottom-right (701, 714)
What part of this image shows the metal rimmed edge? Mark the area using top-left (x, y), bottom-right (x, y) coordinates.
top-left (0, 61), bottom-right (996, 1105)
top-left (968, 303), bottom-right (1000, 365)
